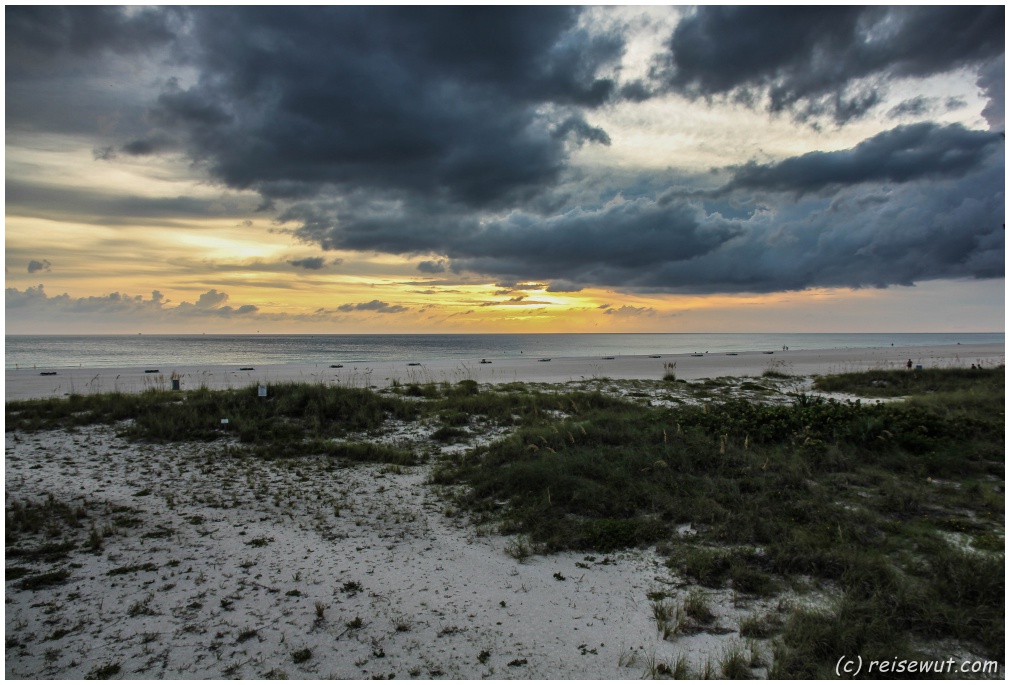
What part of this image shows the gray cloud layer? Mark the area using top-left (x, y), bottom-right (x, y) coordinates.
top-left (718, 123), bottom-right (1002, 196)
top-left (284, 127), bottom-right (1003, 293)
top-left (5, 285), bottom-right (259, 319)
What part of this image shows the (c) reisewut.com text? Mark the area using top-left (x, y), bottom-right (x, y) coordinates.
top-left (836, 655), bottom-right (1000, 677)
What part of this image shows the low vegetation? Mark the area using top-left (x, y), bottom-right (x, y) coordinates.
top-left (432, 367), bottom-right (1005, 672)
top-left (5, 366), bottom-right (1004, 677)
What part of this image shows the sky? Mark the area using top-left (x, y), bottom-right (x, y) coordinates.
top-left (5, 5), bottom-right (1005, 334)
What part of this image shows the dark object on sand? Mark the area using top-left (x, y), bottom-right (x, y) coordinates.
top-left (144, 369), bottom-right (160, 373)
top-left (330, 364), bottom-right (344, 368)
top-left (763, 351), bottom-right (775, 354)
top-left (602, 357), bottom-right (615, 360)
top-left (407, 362), bottom-right (421, 366)
top-left (726, 353), bottom-right (738, 356)
top-left (691, 354), bottom-right (704, 357)
top-left (649, 355), bottom-right (661, 358)
top-left (538, 358), bottom-right (551, 362)
top-left (239, 367), bottom-right (255, 371)
top-left (39, 371), bottom-right (57, 376)
top-left (480, 359), bottom-right (492, 364)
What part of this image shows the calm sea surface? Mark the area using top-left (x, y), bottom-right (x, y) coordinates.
top-left (5, 333), bottom-right (1003, 371)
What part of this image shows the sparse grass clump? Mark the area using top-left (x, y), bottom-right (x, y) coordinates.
top-left (739, 612), bottom-right (784, 639)
top-left (663, 362), bottom-right (677, 382)
top-left (504, 535), bottom-right (533, 563)
top-left (6, 494), bottom-right (87, 546)
top-left (18, 567), bottom-right (71, 591)
top-left (7, 540), bottom-right (77, 563)
top-left (107, 562), bottom-right (157, 575)
top-left (86, 662), bottom-right (121, 680)
top-left (761, 359), bottom-right (792, 379)
top-left (431, 425), bottom-right (469, 443)
top-left (682, 589), bottom-right (713, 623)
top-left (236, 629), bottom-right (259, 643)
top-left (719, 642), bottom-right (753, 679)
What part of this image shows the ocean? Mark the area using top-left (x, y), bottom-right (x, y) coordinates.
top-left (4, 333), bottom-right (1003, 371)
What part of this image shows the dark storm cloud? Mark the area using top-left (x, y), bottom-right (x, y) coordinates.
top-left (285, 195), bottom-right (741, 282)
top-left (288, 257), bottom-right (326, 271)
top-left (633, 160), bottom-right (1005, 293)
top-left (6, 6), bottom-right (177, 69)
top-left (280, 121), bottom-right (1003, 294)
top-left (417, 260), bottom-right (447, 274)
top-left (27, 259), bottom-right (52, 274)
top-left (718, 123), bottom-right (1002, 196)
top-left (888, 97), bottom-right (934, 120)
top-left (545, 281), bottom-right (583, 293)
top-left (123, 7), bottom-right (621, 208)
top-left (661, 6), bottom-right (1004, 123)
top-left (887, 96), bottom-right (967, 120)
top-left (977, 58), bottom-right (1006, 130)
top-left (6, 7), bottom-right (182, 138)
top-left (120, 135), bottom-right (176, 156)
top-left (552, 114), bottom-right (612, 146)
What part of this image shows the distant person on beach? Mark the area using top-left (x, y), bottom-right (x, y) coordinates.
top-left (906, 359), bottom-right (912, 370)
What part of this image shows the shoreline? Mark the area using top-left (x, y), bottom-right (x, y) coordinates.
top-left (5, 343), bottom-right (1003, 402)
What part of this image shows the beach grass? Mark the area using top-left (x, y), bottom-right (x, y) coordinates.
top-left (430, 367), bottom-right (1004, 670)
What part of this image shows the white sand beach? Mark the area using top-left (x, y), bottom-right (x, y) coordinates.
top-left (8, 420), bottom-right (813, 680)
top-left (5, 342), bottom-right (1003, 679)
top-left (5, 343), bottom-right (1003, 402)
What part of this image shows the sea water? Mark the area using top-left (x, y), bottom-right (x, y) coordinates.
top-left (4, 333), bottom-right (1003, 371)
